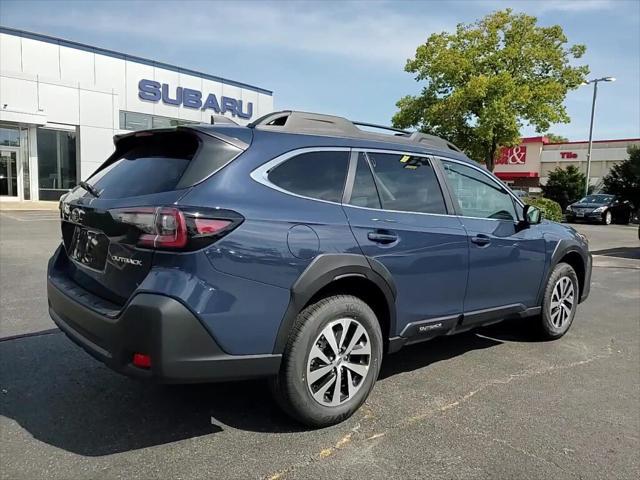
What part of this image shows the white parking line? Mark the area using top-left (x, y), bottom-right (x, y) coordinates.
top-left (0, 212), bottom-right (59, 222)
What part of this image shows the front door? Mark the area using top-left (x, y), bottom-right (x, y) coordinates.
top-left (439, 159), bottom-right (546, 320)
top-left (0, 149), bottom-right (20, 199)
top-left (342, 151), bottom-right (469, 338)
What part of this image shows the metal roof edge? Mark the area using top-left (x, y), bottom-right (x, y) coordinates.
top-left (0, 25), bottom-right (273, 96)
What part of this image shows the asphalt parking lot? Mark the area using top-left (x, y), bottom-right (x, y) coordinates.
top-left (0, 211), bottom-right (638, 479)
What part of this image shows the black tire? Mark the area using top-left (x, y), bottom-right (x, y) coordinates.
top-left (602, 210), bottom-right (612, 225)
top-left (539, 263), bottom-right (579, 339)
top-left (270, 295), bottom-right (383, 427)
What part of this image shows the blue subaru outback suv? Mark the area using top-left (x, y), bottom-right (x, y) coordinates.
top-left (48, 111), bottom-right (591, 426)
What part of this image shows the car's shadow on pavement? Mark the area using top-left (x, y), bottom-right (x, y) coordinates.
top-left (591, 246), bottom-right (640, 260)
top-left (0, 332), bottom-right (296, 456)
top-left (378, 319), bottom-right (541, 379)
top-left (0, 319), bottom-right (537, 457)
top-left (379, 330), bottom-right (501, 380)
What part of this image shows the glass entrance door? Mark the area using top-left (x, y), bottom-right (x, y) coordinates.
top-left (0, 149), bottom-right (19, 198)
top-left (36, 128), bottom-right (78, 201)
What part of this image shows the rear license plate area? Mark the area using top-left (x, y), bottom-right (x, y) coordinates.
top-left (68, 226), bottom-right (110, 271)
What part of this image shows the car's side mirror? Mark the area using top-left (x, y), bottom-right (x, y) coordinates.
top-left (523, 204), bottom-right (542, 225)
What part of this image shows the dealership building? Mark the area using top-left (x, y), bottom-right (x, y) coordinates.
top-left (0, 27), bottom-right (273, 201)
top-left (494, 136), bottom-right (639, 193)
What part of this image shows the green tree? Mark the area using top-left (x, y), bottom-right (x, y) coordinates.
top-left (602, 145), bottom-right (640, 209)
top-left (392, 9), bottom-right (588, 170)
top-left (544, 133), bottom-right (569, 143)
top-left (542, 165), bottom-right (586, 209)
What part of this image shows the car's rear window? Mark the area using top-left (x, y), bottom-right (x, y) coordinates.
top-left (89, 131), bottom-right (241, 199)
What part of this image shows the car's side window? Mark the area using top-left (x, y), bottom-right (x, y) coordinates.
top-left (441, 160), bottom-right (518, 221)
top-left (268, 151), bottom-right (349, 203)
top-left (347, 153), bottom-right (382, 209)
top-left (510, 196), bottom-right (524, 222)
top-left (362, 152), bottom-right (447, 214)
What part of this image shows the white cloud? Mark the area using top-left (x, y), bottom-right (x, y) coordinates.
top-left (7, 0), bottom-right (456, 68)
top-left (536, 0), bottom-right (614, 13)
top-left (480, 0), bottom-right (615, 14)
top-left (6, 0), bottom-right (622, 69)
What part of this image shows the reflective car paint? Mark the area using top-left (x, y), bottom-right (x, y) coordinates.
top-left (50, 124), bottom-right (592, 361)
top-left (343, 204), bottom-right (469, 332)
top-left (139, 251), bottom-right (291, 355)
top-left (458, 217), bottom-right (546, 311)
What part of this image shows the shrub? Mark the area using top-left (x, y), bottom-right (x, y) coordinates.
top-left (523, 196), bottom-right (563, 222)
top-left (541, 165), bottom-right (585, 209)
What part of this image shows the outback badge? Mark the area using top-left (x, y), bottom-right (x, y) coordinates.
top-left (111, 255), bottom-right (142, 266)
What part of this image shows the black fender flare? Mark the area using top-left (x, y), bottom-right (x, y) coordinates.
top-left (536, 239), bottom-right (591, 305)
top-left (272, 253), bottom-right (397, 354)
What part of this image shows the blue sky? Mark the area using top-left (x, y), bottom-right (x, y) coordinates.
top-left (1, 0), bottom-right (638, 140)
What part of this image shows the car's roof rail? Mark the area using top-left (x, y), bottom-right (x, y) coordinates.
top-left (351, 121), bottom-right (408, 135)
top-left (248, 110), bottom-right (462, 152)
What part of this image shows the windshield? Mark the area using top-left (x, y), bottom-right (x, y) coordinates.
top-left (578, 194), bottom-right (613, 204)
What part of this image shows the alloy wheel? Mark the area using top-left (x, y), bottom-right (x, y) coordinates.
top-left (549, 276), bottom-right (575, 329)
top-left (306, 318), bottom-right (371, 407)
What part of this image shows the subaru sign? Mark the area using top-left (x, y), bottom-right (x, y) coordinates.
top-left (138, 79), bottom-right (253, 119)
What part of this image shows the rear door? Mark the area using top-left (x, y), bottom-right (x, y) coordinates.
top-left (342, 150), bottom-right (469, 338)
top-left (59, 129), bottom-right (243, 305)
top-left (439, 158), bottom-right (546, 318)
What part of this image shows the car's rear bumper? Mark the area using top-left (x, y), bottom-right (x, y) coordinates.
top-left (47, 272), bottom-right (281, 384)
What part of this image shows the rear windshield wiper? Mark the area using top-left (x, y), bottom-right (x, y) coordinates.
top-left (78, 180), bottom-right (101, 198)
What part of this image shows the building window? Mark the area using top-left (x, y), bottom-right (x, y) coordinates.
top-left (119, 111), bottom-right (198, 131)
top-left (0, 126), bottom-right (20, 147)
top-left (36, 127), bottom-right (78, 201)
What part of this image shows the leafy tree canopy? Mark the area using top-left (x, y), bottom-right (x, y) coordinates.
top-left (544, 132), bottom-right (569, 143)
top-left (392, 9), bottom-right (589, 170)
top-left (603, 145), bottom-right (640, 209)
top-left (541, 165), bottom-right (586, 209)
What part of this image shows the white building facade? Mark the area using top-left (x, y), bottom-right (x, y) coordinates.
top-left (0, 27), bottom-right (274, 201)
top-left (494, 136), bottom-right (639, 192)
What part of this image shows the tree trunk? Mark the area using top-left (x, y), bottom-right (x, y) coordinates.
top-left (485, 138), bottom-right (498, 171)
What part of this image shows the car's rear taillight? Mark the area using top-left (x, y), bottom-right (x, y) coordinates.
top-left (194, 218), bottom-right (232, 235)
top-left (138, 207), bottom-right (187, 248)
top-left (132, 353), bottom-right (152, 369)
top-left (110, 206), bottom-right (242, 251)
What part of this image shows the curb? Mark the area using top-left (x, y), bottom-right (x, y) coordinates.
top-left (0, 201), bottom-right (59, 211)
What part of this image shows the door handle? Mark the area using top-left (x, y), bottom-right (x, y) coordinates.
top-left (367, 231), bottom-right (398, 244)
top-left (470, 234), bottom-right (491, 247)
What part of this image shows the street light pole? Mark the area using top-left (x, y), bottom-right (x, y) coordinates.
top-left (583, 76), bottom-right (615, 196)
top-left (585, 81), bottom-right (598, 196)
